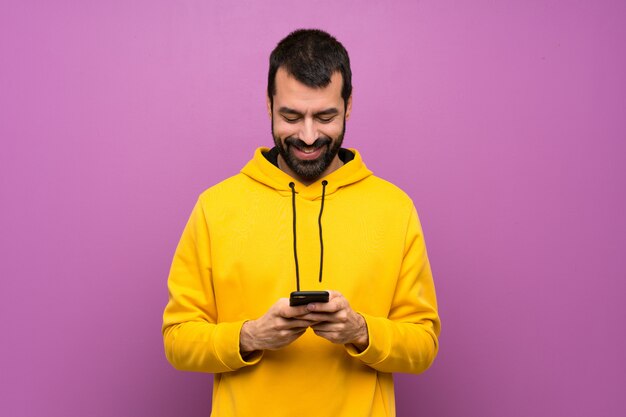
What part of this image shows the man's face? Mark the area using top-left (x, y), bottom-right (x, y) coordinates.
top-left (268, 68), bottom-right (352, 183)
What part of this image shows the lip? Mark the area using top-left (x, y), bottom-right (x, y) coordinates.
top-left (292, 146), bottom-right (324, 160)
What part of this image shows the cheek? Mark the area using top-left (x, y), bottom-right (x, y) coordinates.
top-left (320, 122), bottom-right (344, 139)
top-left (273, 120), bottom-right (298, 139)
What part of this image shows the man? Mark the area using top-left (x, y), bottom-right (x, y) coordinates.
top-left (162, 29), bottom-right (440, 417)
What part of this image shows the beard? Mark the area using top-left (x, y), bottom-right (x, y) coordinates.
top-left (272, 117), bottom-right (345, 182)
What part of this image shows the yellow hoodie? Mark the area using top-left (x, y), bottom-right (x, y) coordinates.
top-left (162, 147), bottom-right (440, 417)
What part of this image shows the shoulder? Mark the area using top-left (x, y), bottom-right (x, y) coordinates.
top-left (196, 173), bottom-right (253, 207)
top-left (359, 175), bottom-right (415, 208)
top-left (339, 174), bottom-right (417, 228)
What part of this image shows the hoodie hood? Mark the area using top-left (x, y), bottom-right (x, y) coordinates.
top-left (240, 147), bottom-right (373, 200)
top-left (241, 147), bottom-right (373, 288)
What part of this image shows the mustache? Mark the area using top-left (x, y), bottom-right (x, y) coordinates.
top-left (284, 136), bottom-right (332, 150)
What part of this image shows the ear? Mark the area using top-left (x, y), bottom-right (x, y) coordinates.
top-left (266, 95), bottom-right (273, 119)
top-left (345, 95), bottom-right (353, 121)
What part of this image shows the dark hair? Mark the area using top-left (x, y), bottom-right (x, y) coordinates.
top-left (267, 29), bottom-right (352, 107)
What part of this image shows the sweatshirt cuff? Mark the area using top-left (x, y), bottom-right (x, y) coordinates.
top-left (344, 313), bottom-right (391, 365)
top-left (212, 320), bottom-right (263, 370)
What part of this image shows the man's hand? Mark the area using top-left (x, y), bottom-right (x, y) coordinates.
top-left (299, 291), bottom-right (369, 352)
top-left (239, 298), bottom-right (317, 355)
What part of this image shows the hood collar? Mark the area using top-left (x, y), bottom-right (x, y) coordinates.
top-left (241, 147), bottom-right (372, 200)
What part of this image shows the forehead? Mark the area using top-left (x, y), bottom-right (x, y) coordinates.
top-left (273, 68), bottom-right (343, 110)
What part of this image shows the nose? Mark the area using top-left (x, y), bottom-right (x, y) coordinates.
top-left (299, 117), bottom-right (318, 145)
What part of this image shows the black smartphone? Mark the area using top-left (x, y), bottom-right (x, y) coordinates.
top-left (289, 291), bottom-right (330, 306)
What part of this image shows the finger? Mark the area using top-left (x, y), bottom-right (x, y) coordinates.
top-left (306, 297), bottom-right (345, 313)
top-left (278, 303), bottom-right (312, 318)
top-left (327, 290), bottom-right (344, 300)
top-left (310, 322), bottom-right (338, 331)
top-left (311, 328), bottom-right (343, 344)
top-left (278, 327), bottom-right (309, 339)
top-left (297, 312), bottom-right (337, 323)
top-left (267, 329), bottom-right (307, 350)
top-left (281, 318), bottom-right (318, 329)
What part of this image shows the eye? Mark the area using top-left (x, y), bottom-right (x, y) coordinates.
top-left (317, 117), bottom-right (335, 123)
top-left (282, 116), bottom-right (301, 123)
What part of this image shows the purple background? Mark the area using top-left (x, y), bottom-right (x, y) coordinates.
top-left (1, 1), bottom-right (625, 416)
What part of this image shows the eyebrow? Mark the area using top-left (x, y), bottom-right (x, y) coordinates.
top-left (278, 107), bottom-right (340, 117)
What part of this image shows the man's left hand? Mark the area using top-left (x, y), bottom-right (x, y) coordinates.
top-left (297, 291), bottom-right (369, 352)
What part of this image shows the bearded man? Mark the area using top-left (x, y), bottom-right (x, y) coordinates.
top-left (162, 29), bottom-right (440, 417)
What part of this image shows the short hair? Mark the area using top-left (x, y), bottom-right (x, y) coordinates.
top-left (267, 29), bottom-right (352, 107)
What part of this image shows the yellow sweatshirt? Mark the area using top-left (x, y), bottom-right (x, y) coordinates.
top-left (162, 147), bottom-right (440, 417)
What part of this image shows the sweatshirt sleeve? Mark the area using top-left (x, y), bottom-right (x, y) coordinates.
top-left (345, 206), bottom-right (441, 374)
top-left (162, 198), bottom-right (262, 373)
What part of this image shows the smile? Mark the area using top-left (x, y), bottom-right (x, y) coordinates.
top-left (292, 145), bottom-right (325, 160)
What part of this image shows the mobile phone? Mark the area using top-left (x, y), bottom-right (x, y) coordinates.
top-left (289, 291), bottom-right (329, 306)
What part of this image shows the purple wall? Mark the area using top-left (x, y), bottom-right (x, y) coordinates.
top-left (1, 1), bottom-right (624, 416)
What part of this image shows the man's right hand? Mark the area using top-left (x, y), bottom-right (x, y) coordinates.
top-left (239, 298), bottom-right (316, 354)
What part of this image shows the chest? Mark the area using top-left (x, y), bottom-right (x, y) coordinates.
top-left (206, 193), bottom-right (407, 319)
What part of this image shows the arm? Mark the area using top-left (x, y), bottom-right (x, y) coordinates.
top-left (162, 198), bottom-right (260, 373)
top-left (302, 206), bottom-right (440, 374)
top-left (348, 206), bottom-right (440, 374)
top-left (162, 198), bottom-right (315, 372)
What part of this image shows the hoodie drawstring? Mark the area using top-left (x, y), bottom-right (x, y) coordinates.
top-left (318, 180), bottom-right (328, 283)
top-left (289, 180), bottom-right (328, 292)
top-left (289, 182), bottom-right (301, 291)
